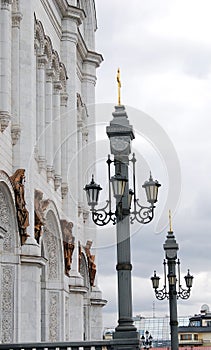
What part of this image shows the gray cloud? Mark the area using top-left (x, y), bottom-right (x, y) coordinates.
top-left (94, 0), bottom-right (211, 329)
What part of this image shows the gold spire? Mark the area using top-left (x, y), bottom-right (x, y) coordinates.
top-left (169, 209), bottom-right (173, 232)
top-left (117, 68), bottom-right (121, 105)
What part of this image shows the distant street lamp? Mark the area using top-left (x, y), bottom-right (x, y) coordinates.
top-left (151, 211), bottom-right (193, 350)
top-left (141, 330), bottom-right (153, 349)
top-left (84, 70), bottom-right (161, 347)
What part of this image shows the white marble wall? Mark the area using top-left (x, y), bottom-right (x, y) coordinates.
top-left (0, 0), bottom-right (105, 343)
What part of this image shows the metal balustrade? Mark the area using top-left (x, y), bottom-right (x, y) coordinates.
top-left (0, 339), bottom-right (141, 350)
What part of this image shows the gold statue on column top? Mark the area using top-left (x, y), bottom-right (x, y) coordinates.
top-left (117, 68), bottom-right (121, 106)
top-left (169, 209), bottom-right (173, 232)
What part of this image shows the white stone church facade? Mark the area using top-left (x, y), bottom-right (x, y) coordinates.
top-left (0, 0), bottom-right (105, 344)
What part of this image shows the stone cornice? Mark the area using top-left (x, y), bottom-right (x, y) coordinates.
top-left (54, 0), bottom-right (86, 26)
top-left (65, 5), bottom-right (86, 26)
top-left (84, 50), bottom-right (103, 68)
top-left (77, 31), bottom-right (103, 68)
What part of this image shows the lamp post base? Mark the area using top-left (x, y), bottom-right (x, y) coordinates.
top-left (114, 324), bottom-right (139, 340)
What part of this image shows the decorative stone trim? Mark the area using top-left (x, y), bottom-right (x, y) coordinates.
top-left (83, 209), bottom-right (89, 223)
top-left (12, 11), bottom-right (22, 28)
top-left (1, 0), bottom-right (12, 10)
top-left (54, 175), bottom-right (62, 191)
top-left (38, 156), bottom-right (46, 173)
top-left (47, 166), bottom-right (54, 182)
top-left (37, 54), bottom-right (48, 69)
top-left (1, 265), bottom-right (15, 343)
top-left (49, 292), bottom-right (59, 342)
top-left (0, 111), bottom-right (11, 132)
top-left (0, 170), bottom-right (16, 203)
top-left (61, 182), bottom-right (68, 198)
top-left (60, 92), bottom-right (68, 107)
top-left (64, 5), bottom-right (85, 26)
top-left (11, 124), bottom-right (21, 145)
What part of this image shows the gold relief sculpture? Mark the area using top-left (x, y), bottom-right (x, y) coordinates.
top-left (61, 220), bottom-right (75, 276)
top-left (10, 169), bottom-right (29, 245)
top-left (85, 240), bottom-right (96, 287)
top-left (34, 189), bottom-right (50, 243)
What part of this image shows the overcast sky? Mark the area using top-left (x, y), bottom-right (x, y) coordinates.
top-left (92, 1), bottom-right (211, 328)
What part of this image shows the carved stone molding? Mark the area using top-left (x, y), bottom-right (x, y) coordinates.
top-left (46, 68), bottom-right (55, 82)
top-left (12, 11), bottom-right (22, 28)
top-left (11, 124), bottom-right (21, 145)
top-left (12, 0), bottom-right (19, 12)
top-left (53, 81), bottom-right (63, 94)
top-left (1, 265), bottom-right (15, 343)
top-left (47, 166), bottom-right (54, 182)
top-left (0, 188), bottom-right (13, 251)
top-left (46, 166), bottom-right (54, 182)
top-left (78, 204), bottom-right (83, 218)
top-left (0, 111), bottom-right (11, 132)
top-left (54, 175), bottom-right (62, 191)
top-left (43, 225), bottom-right (58, 280)
top-left (83, 209), bottom-right (89, 224)
top-left (38, 156), bottom-right (46, 173)
top-left (0, 170), bottom-right (17, 244)
top-left (49, 292), bottom-right (59, 342)
top-left (60, 92), bottom-right (68, 107)
top-left (61, 182), bottom-right (68, 198)
top-left (37, 54), bottom-right (48, 69)
top-left (1, 0), bottom-right (12, 11)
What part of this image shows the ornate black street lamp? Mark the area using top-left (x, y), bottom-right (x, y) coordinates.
top-left (151, 212), bottom-right (193, 350)
top-left (141, 330), bottom-right (153, 349)
top-left (84, 71), bottom-right (161, 347)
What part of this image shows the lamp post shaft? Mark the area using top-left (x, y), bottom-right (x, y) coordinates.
top-left (168, 260), bottom-right (179, 350)
top-left (115, 158), bottom-right (137, 336)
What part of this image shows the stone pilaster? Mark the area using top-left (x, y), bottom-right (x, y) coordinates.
top-left (53, 81), bottom-right (62, 190)
top-left (61, 92), bottom-right (69, 199)
top-left (11, 8), bottom-right (22, 172)
top-left (45, 68), bottom-right (55, 182)
top-left (37, 54), bottom-right (48, 172)
top-left (0, 0), bottom-right (12, 132)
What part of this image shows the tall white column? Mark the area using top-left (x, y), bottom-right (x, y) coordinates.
top-left (36, 54), bottom-right (47, 171)
top-left (0, 0), bottom-right (12, 132)
top-left (11, 9), bottom-right (22, 146)
top-left (45, 68), bottom-right (54, 182)
top-left (61, 12), bottom-right (82, 283)
top-left (61, 16), bottom-right (78, 226)
top-left (53, 81), bottom-right (62, 190)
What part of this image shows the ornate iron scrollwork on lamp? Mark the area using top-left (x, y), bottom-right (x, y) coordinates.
top-left (84, 153), bottom-right (161, 227)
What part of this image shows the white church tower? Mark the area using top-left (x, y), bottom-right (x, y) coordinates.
top-left (0, 0), bottom-right (105, 343)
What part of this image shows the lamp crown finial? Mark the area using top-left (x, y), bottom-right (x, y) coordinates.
top-left (117, 68), bottom-right (121, 106)
top-left (169, 209), bottom-right (173, 232)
